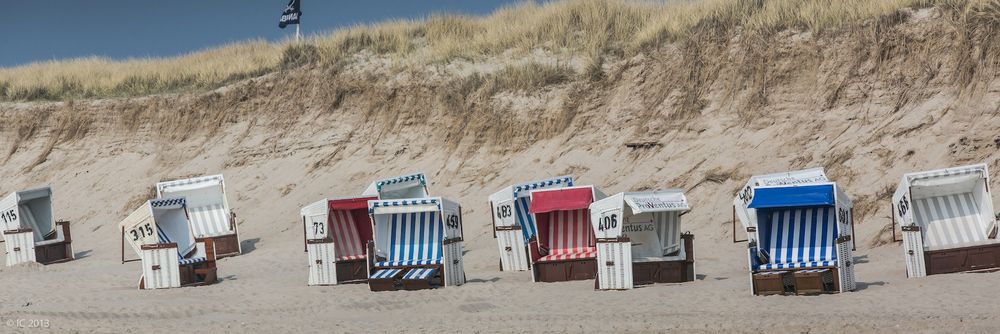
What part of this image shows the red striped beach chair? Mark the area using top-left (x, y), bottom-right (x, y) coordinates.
top-left (302, 195), bottom-right (377, 286)
top-left (528, 186), bottom-right (605, 283)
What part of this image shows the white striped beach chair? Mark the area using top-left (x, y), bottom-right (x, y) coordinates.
top-left (590, 190), bottom-right (694, 290)
top-left (120, 197), bottom-right (218, 290)
top-left (156, 174), bottom-right (240, 258)
top-left (367, 197), bottom-right (465, 291)
top-left (362, 173), bottom-right (430, 200)
top-left (0, 187), bottom-right (74, 266)
top-left (488, 176), bottom-right (574, 272)
top-left (301, 196), bottom-right (377, 286)
top-left (894, 164), bottom-right (1000, 277)
top-left (527, 185), bottom-right (606, 283)
top-left (735, 172), bottom-right (857, 295)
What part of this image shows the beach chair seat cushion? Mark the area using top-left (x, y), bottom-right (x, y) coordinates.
top-left (375, 258), bottom-right (443, 267)
top-left (537, 249), bottom-right (597, 262)
top-left (759, 260), bottom-right (837, 270)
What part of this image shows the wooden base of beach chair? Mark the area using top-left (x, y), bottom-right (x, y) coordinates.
top-left (35, 221), bottom-right (74, 264)
top-left (401, 268), bottom-right (438, 291)
top-left (753, 271), bottom-right (791, 295)
top-left (924, 243), bottom-right (1000, 275)
top-left (633, 260), bottom-right (692, 285)
top-left (336, 260), bottom-right (368, 283)
top-left (369, 269), bottom-right (402, 292)
top-left (536, 258), bottom-right (597, 282)
top-left (794, 269), bottom-right (835, 295)
top-left (204, 233), bottom-right (241, 258)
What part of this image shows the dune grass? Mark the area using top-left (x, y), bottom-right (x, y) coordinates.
top-left (2, 0), bottom-right (997, 102)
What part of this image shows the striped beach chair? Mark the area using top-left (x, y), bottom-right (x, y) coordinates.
top-left (362, 173), bottom-right (430, 200)
top-left (590, 190), bottom-right (695, 290)
top-left (120, 197), bottom-right (218, 290)
top-left (157, 174), bottom-right (240, 258)
top-left (528, 186), bottom-right (606, 283)
top-left (738, 174), bottom-right (857, 295)
top-left (302, 196), bottom-right (376, 286)
top-left (1, 187), bottom-right (74, 266)
top-left (894, 164), bottom-right (1000, 278)
top-left (488, 176), bottom-right (574, 272)
top-left (367, 197), bottom-right (465, 291)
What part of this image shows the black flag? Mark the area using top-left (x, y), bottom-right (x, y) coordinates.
top-left (279, 0), bottom-right (301, 29)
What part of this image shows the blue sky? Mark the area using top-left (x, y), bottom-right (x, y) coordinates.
top-left (0, 0), bottom-right (523, 68)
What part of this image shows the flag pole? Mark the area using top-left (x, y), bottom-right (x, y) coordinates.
top-left (296, 23), bottom-right (301, 42)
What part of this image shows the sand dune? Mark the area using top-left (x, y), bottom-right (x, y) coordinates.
top-left (3, 6), bottom-right (1000, 333)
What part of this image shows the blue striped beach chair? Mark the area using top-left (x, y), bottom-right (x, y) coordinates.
top-left (743, 181), bottom-right (857, 295)
top-left (367, 197), bottom-right (465, 291)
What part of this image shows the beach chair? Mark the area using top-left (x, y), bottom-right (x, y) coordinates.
top-left (156, 174), bottom-right (240, 258)
top-left (733, 168), bottom-right (857, 295)
top-left (362, 172), bottom-right (430, 200)
top-left (302, 195), bottom-right (377, 286)
top-left (488, 176), bottom-right (574, 272)
top-left (120, 198), bottom-right (218, 290)
top-left (0, 187), bottom-right (74, 266)
top-left (893, 164), bottom-right (1000, 277)
top-left (590, 190), bottom-right (694, 290)
top-left (527, 185), bottom-right (606, 283)
top-left (366, 197), bottom-right (465, 291)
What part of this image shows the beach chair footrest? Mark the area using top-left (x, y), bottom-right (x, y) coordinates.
top-left (753, 271), bottom-right (792, 295)
top-left (369, 268), bottom-right (402, 292)
top-left (401, 268), bottom-right (437, 290)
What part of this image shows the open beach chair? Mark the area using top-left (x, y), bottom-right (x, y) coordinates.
top-left (893, 163), bottom-right (1000, 277)
top-left (733, 168), bottom-right (857, 295)
top-left (0, 187), bottom-right (74, 266)
top-left (362, 172), bottom-right (430, 200)
top-left (156, 174), bottom-right (240, 258)
top-left (590, 190), bottom-right (694, 290)
top-left (527, 185), bottom-right (606, 282)
top-left (488, 175), bottom-right (574, 272)
top-left (366, 197), bottom-right (465, 291)
top-left (120, 198), bottom-right (218, 290)
top-left (302, 195), bottom-right (377, 286)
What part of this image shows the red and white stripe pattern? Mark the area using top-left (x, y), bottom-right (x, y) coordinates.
top-left (330, 209), bottom-right (365, 261)
top-left (539, 209), bottom-right (596, 262)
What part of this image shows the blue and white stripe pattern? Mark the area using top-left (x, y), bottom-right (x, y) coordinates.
top-left (370, 268), bottom-right (402, 279)
top-left (374, 211), bottom-right (444, 267)
top-left (178, 257), bottom-right (207, 265)
top-left (403, 268), bottom-right (437, 280)
top-left (151, 197), bottom-right (186, 208)
top-left (515, 196), bottom-right (535, 240)
top-left (758, 207), bottom-right (838, 270)
top-left (376, 174), bottom-right (426, 192)
top-left (512, 177), bottom-right (573, 199)
top-left (369, 198), bottom-right (440, 214)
